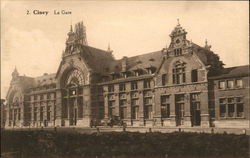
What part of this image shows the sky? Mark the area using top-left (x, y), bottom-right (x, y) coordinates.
top-left (1, 1), bottom-right (249, 98)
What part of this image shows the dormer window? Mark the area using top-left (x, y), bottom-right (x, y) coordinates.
top-left (134, 69), bottom-right (142, 76)
top-left (121, 72), bottom-right (127, 78)
top-left (147, 69), bottom-right (152, 74)
top-left (146, 67), bottom-right (156, 74)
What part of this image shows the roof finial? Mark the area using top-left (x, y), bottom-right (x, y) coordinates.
top-left (177, 18), bottom-right (180, 26)
top-left (70, 25), bottom-right (73, 32)
top-left (107, 43), bottom-right (113, 53)
top-left (204, 39), bottom-right (211, 50)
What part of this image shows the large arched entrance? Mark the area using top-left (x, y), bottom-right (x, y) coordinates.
top-left (8, 91), bottom-right (22, 127)
top-left (61, 69), bottom-right (85, 126)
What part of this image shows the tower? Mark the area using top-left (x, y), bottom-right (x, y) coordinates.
top-left (64, 21), bottom-right (88, 56)
top-left (74, 21), bottom-right (88, 45)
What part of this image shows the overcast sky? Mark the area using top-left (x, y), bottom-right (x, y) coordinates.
top-left (1, 1), bottom-right (249, 98)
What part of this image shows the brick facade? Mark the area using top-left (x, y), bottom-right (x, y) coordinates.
top-left (4, 22), bottom-right (249, 128)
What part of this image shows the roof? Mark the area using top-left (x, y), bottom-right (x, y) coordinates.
top-left (209, 65), bottom-right (249, 79)
top-left (107, 51), bottom-right (164, 74)
top-left (34, 73), bottom-right (56, 86)
top-left (79, 45), bottom-right (115, 73)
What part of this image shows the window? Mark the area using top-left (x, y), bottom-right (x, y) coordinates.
top-left (174, 48), bottom-right (182, 56)
top-left (131, 99), bottom-right (139, 119)
top-left (190, 93), bottom-right (201, 121)
top-left (227, 80), bottom-right (234, 89)
top-left (144, 105), bottom-right (152, 119)
top-left (161, 95), bottom-right (170, 118)
top-left (40, 107), bottom-right (44, 121)
top-left (134, 70), bottom-right (141, 76)
top-left (191, 69), bottom-right (198, 82)
top-left (172, 61), bottom-right (186, 84)
top-left (65, 69), bottom-right (85, 86)
top-left (236, 97), bottom-right (244, 117)
top-left (219, 81), bottom-right (225, 89)
top-left (34, 95), bottom-right (37, 100)
top-left (120, 107), bottom-right (127, 119)
top-left (78, 87), bottom-right (83, 95)
top-left (144, 79), bottom-right (151, 88)
top-left (131, 106), bottom-right (139, 119)
top-left (144, 97), bottom-right (152, 119)
top-left (34, 107), bottom-right (37, 121)
top-left (47, 106), bottom-right (51, 121)
top-left (237, 103), bottom-right (244, 117)
top-left (119, 83), bottom-right (126, 91)
top-left (219, 97), bottom-right (244, 118)
top-left (162, 74), bottom-right (167, 86)
top-left (228, 104), bottom-right (234, 117)
top-left (108, 85), bottom-right (114, 92)
top-left (131, 81), bottom-right (138, 90)
top-left (120, 100), bottom-right (126, 106)
top-left (18, 108), bottom-right (21, 120)
top-left (108, 101), bottom-right (115, 117)
top-left (70, 89), bottom-right (76, 95)
top-left (131, 99), bottom-right (139, 106)
top-left (220, 104), bottom-right (226, 117)
top-left (47, 93), bottom-right (51, 99)
top-left (236, 79), bottom-right (243, 88)
top-left (9, 110), bottom-right (13, 120)
top-left (144, 98), bottom-right (152, 105)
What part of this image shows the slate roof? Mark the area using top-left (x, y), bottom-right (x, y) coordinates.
top-left (107, 51), bottom-right (164, 74)
top-left (79, 45), bottom-right (115, 73)
top-left (34, 73), bottom-right (56, 87)
top-left (209, 65), bottom-right (249, 79)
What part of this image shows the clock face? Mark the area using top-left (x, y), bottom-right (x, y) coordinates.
top-left (174, 38), bottom-right (182, 47)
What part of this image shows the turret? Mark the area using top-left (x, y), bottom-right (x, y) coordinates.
top-left (12, 67), bottom-right (19, 80)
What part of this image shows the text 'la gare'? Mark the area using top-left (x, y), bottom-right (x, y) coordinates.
top-left (54, 10), bottom-right (72, 15)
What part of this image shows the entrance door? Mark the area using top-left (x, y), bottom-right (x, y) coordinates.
top-left (176, 103), bottom-right (184, 126)
top-left (175, 94), bottom-right (185, 126)
top-left (191, 103), bottom-right (201, 126)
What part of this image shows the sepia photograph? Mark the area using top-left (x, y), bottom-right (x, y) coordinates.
top-left (1, 1), bottom-right (249, 158)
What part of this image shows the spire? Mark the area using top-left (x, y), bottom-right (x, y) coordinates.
top-left (107, 43), bottom-right (113, 53)
top-left (12, 66), bottom-right (19, 79)
top-left (177, 18), bottom-right (180, 26)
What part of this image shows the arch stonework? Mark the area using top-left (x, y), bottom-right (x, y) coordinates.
top-left (55, 55), bottom-right (92, 127)
top-left (6, 86), bottom-right (24, 127)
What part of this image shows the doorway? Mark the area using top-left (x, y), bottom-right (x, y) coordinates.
top-left (191, 103), bottom-right (201, 126)
top-left (175, 94), bottom-right (185, 126)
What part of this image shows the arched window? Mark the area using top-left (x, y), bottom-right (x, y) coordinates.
top-left (65, 69), bottom-right (85, 87)
top-left (172, 61), bottom-right (186, 84)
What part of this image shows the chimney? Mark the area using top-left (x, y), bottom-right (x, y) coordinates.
top-left (122, 56), bottom-right (128, 72)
